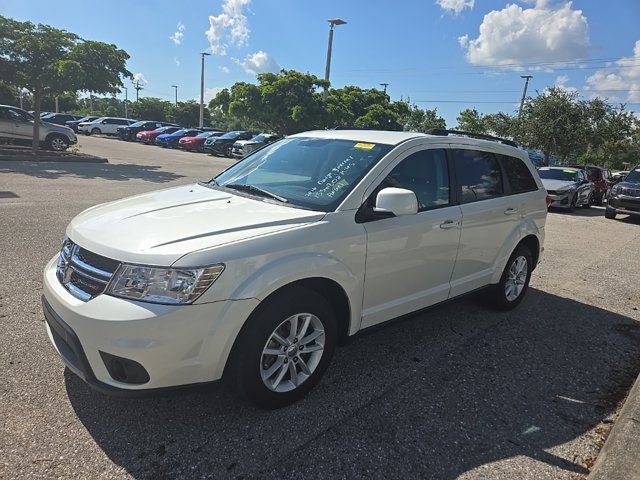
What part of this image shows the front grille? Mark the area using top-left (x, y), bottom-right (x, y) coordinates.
top-left (56, 239), bottom-right (120, 301)
top-left (620, 187), bottom-right (640, 197)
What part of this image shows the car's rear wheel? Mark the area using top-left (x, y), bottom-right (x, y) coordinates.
top-left (47, 134), bottom-right (69, 151)
top-left (605, 207), bottom-right (617, 219)
top-left (226, 286), bottom-right (336, 409)
top-left (485, 245), bottom-right (533, 311)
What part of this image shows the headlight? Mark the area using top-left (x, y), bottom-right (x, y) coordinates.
top-left (106, 264), bottom-right (224, 304)
top-left (610, 185), bottom-right (620, 195)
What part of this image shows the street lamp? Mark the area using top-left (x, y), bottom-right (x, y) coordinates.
top-left (171, 84), bottom-right (178, 107)
top-left (323, 18), bottom-right (346, 101)
top-left (123, 87), bottom-right (128, 118)
top-left (199, 52), bottom-right (211, 128)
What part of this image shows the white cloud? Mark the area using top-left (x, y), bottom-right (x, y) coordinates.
top-left (233, 50), bottom-right (280, 75)
top-left (220, 66), bottom-right (230, 74)
top-left (132, 73), bottom-right (147, 86)
top-left (460, 2), bottom-right (590, 67)
top-left (170, 21), bottom-right (186, 46)
top-left (585, 40), bottom-right (640, 103)
top-left (205, 87), bottom-right (224, 102)
top-left (553, 74), bottom-right (577, 92)
top-left (436, 0), bottom-right (474, 15)
top-left (205, 0), bottom-right (251, 55)
top-left (174, 57), bottom-right (180, 67)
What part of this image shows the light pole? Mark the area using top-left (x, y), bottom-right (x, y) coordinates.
top-left (199, 52), bottom-right (211, 128)
top-left (123, 87), bottom-right (128, 118)
top-left (323, 18), bottom-right (346, 101)
top-left (171, 85), bottom-right (178, 107)
top-left (379, 83), bottom-right (389, 94)
top-left (519, 75), bottom-right (533, 117)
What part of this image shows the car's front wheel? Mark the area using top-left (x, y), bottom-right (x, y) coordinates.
top-left (47, 134), bottom-right (69, 151)
top-left (605, 207), bottom-right (617, 219)
top-left (91, 127), bottom-right (101, 135)
top-left (227, 286), bottom-right (336, 409)
top-left (485, 245), bottom-right (533, 311)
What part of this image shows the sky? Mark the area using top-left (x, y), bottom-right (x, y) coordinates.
top-left (1, 0), bottom-right (639, 126)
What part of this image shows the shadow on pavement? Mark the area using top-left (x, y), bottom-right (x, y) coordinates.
top-left (65, 288), bottom-right (640, 479)
top-left (0, 161), bottom-right (185, 183)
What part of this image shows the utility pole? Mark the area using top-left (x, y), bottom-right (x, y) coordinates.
top-left (379, 83), bottom-right (389, 94)
top-left (323, 18), bottom-right (347, 101)
top-left (519, 75), bottom-right (533, 116)
top-left (55, 96), bottom-right (59, 113)
top-left (19, 90), bottom-right (23, 110)
top-left (199, 52), bottom-right (211, 128)
top-left (123, 87), bottom-right (128, 118)
top-left (133, 80), bottom-right (143, 102)
top-left (171, 85), bottom-right (178, 107)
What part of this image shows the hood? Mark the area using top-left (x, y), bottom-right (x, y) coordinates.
top-left (540, 179), bottom-right (577, 191)
top-left (234, 140), bottom-right (252, 147)
top-left (67, 183), bottom-right (325, 266)
top-left (156, 134), bottom-right (172, 140)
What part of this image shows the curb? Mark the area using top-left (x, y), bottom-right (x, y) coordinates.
top-left (0, 155), bottom-right (108, 163)
top-left (588, 372), bottom-right (640, 480)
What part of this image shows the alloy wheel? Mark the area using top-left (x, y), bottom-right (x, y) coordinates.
top-left (505, 255), bottom-right (528, 301)
top-left (50, 137), bottom-right (67, 151)
top-left (260, 313), bottom-right (325, 393)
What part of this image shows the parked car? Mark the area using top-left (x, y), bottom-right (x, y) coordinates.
top-left (566, 165), bottom-right (611, 205)
top-left (611, 171), bottom-right (630, 183)
top-left (606, 166), bottom-right (640, 220)
top-left (42, 129), bottom-right (547, 408)
top-left (232, 133), bottom-right (281, 159)
top-left (79, 117), bottom-right (136, 136)
top-left (178, 131), bottom-right (224, 152)
top-left (0, 104), bottom-right (77, 151)
top-left (117, 121), bottom-right (177, 141)
top-left (40, 113), bottom-right (83, 126)
top-left (154, 128), bottom-right (202, 148)
top-left (538, 166), bottom-right (594, 211)
top-left (66, 116), bottom-right (100, 133)
top-left (204, 130), bottom-right (257, 156)
top-left (137, 126), bottom-right (182, 145)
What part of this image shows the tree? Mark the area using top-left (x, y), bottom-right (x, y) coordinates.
top-left (456, 108), bottom-right (487, 133)
top-left (130, 97), bottom-right (173, 122)
top-left (0, 16), bottom-right (130, 151)
top-left (404, 105), bottom-right (447, 132)
top-left (174, 100), bottom-right (210, 128)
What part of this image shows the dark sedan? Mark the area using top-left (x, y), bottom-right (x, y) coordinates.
top-left (117, 121), bottom-right (176, 141)
top-left (41, 113), bottom-right (83, 126)
top-left (606, 166), bottom-right (640, 220)
top-left (203, 130), bottom-right (257, 157)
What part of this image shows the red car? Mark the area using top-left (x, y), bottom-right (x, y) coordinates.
top-left (137, 126), bottom-right (182, 145)
top-left (178, 131), bottom-right (225, 152)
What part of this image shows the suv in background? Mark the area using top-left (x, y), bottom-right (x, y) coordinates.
top-left (0, 104), bottom-right (77, 151)
top-left (42, 129), bottom-right (546, 408)
top-left (606, 166), bottom-right (640, 220)
top-left (41, 113), bottom-right (83, 126)
top-left (79, 117), bottom-right (135, 136)
top-left (204, 130), bottom-right (257, 156)
top-left (232, 133), bottom-right (281, 158)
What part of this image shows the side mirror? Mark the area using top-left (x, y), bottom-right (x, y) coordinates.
top-left (374, 187), bottom-right (418, 217)
top-left (101, 120), bottom-right (108, 124)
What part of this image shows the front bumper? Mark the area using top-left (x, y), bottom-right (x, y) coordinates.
top-left (547, 192), bottom-right (573, 209)
top-left (42, 257), bottom-right (258, 394)
top-left (608, 196), bottom-right (640, 216)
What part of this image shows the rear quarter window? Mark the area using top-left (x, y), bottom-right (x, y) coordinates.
top-left (499, 154), bottom-right (538, 194)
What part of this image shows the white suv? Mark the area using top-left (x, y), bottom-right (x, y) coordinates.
top-left (78, 117), bottom-right (135, 136)
top-left (42, 129), bottom-right (547, 408)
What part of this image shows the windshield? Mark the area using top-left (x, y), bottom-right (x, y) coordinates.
top-left (625, 167), bottom-right (640, 183)
top-left (538, 168), bottom-right (579, 182)
top-left (197, 132), bottom-right (214, 138)
top-left (130, 121), bottom-right (147, 127)
top-left (250, 134), bottom-right (267, 142)
top-left (213, 137), bottom-right (393, 211)
top-left (220, 131), bottom-right (243, 139)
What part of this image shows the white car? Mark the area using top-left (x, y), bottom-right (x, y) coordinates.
top-left (78, 117), bottom-right (135, 136)
top-left (42, 129), bottom-right (547, 408)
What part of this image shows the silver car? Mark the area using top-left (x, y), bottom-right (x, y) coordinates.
top-left (538, 166), bottom-right (594, 211)
top-left (0, 105), bottom-right (77, 151)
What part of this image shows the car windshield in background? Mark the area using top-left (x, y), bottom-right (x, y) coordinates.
top-left (213, 137), bottom-right (392, 211)
top-left (538, 168), bottom-right (578, 182)
top-left (220, 131), bottom-right (243, 139)
top-left (172, 129), bottom-right (190, 135)
top-left (625, 168), bottom-right (640, 183)
top-left (129, 121), bottom-right (147, 127)
top-left (197, 132), bottom-right (214, 138)
top-left (250, 134), bottom-right (268, 142)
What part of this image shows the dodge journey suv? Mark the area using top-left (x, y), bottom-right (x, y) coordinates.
top-left (42, 129), bottom-right (547, 408)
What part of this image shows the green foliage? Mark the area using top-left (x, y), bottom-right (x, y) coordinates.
top-left (130, 97), bottom-right (173, 122)
top-left (404, 105), bottom-right (447, 132)
top-left (173, 100), bottom-right (210, 128)
top-left (68, 40), bottom-right (130, 94)
top-left (456, 108), bottom-right (487, 133)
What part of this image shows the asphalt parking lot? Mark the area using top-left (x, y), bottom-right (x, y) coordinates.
top-left (1, 135), bottom-right (639, 479)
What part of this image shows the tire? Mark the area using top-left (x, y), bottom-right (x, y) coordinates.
top-left (605, 207), bottom-right (617, 219)
top-left (593, 192), bottom-right (604, 206)
top-left (484, 245), bottom-right (533, 311)
top-left (226, 286), bottom-right (337, 409)
top-left (91, 128), bottom-right (101, 135)
top-left (225, 145), bottom-right (233, 157)
top-left (47, 134), bottom-right (69, 151)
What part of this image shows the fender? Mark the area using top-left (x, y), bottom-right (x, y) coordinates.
top-left (230, 252), bottom-right (363, 336)
top-left (490, 216), bottom-right (542, 284)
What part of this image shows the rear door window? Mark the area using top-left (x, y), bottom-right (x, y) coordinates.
top-left (452, 149), bottom-right (504, 203)
top-left (499, 154), bottom-right (538, 194)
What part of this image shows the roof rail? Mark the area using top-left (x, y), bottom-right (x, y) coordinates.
top-left (425, 128), bottom-right (518, 148)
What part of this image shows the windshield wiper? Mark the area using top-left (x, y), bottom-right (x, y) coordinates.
top-left (224, 183), bottom-right (288, 203)
top-left (199, 179), bottom-right (219, 189)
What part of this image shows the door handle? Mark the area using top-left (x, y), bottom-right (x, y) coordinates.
top-left (440, 219), bottom-right (460, 229)
top-left (504, 208), bottom-right (519, 215)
